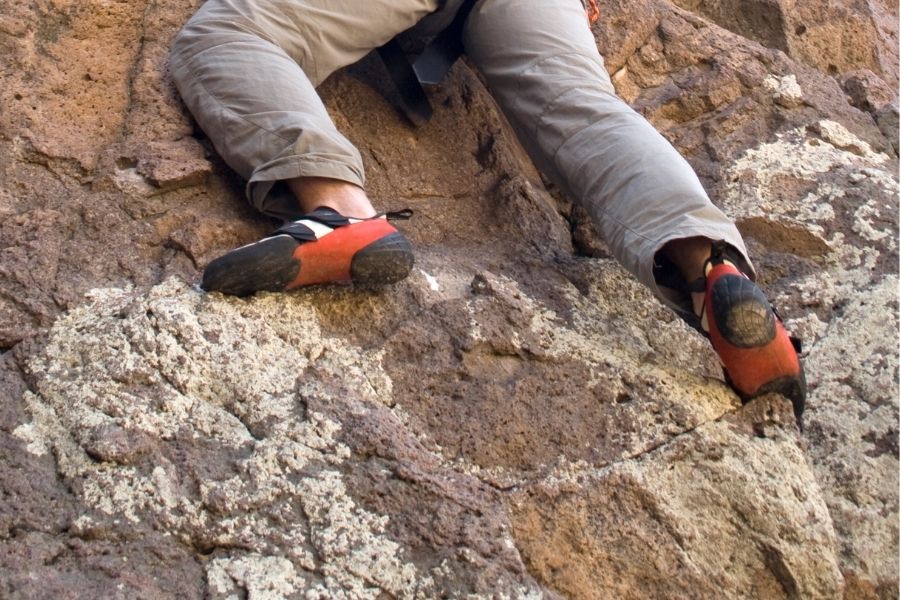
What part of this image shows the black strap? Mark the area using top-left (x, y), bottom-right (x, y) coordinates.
top-left (413, 0), bottom-right (478, 85)
top-left (377, 39), bottom-right (433, 125)
top-left (377, 0), bottom-right (479, 125)
top-left (384, 208), bottom-right (414, 221)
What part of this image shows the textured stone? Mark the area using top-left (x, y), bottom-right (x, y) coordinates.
top-left (14, 279), bottom-right (547, 598)
top-left (803, 277), bottom-right (899, 599)
top-left (508, 403), bottom-right (843, 599)
top-left (842, 69), bottom-right (896, 113)
top-left (0, 0), bottom-right (897, 597)
top-left (668, 0), bottom-right (899, 89)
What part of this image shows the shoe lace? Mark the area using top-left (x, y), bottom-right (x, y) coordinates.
top-left (272, 208), bottom-right (414, 241)
top-left (381, 208), bottom-right (413, 221)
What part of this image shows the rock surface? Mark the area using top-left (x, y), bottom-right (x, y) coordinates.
top-left (1, 0), bottom-right (897, 598)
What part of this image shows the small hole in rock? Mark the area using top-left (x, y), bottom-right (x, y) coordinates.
top-left (116, 156), bottom-right (138, 170)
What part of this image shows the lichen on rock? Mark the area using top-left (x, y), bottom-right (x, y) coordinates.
top-left (1, 0), bottom-right (897, 597)
top-left (18, 279), bottom-right (434, 598)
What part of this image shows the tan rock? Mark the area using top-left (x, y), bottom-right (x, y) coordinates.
top-left (508, 406), bottom-right (843, 599)
top-left (803, 277), bottom-right (899, 599)
top-left (0, 0), bottom-right (897, 596)
top-left (668, 0), bottom-right (899, 89)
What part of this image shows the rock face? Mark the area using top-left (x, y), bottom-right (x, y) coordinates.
top-left (0, 0), bottom-right (897, 598)
top-left (668, 0), bottom-right (899, 90)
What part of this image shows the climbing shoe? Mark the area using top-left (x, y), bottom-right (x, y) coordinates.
top-left (697, 242), bottom-right (806, 424)
top-left (202, 208), bottom-right (414, 296)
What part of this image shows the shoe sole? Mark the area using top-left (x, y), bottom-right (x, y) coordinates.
top-left (202, 231), bottom-right (414, 296)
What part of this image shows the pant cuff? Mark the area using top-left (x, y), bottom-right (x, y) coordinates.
top-left (247, 156), bottom-right (366, 221)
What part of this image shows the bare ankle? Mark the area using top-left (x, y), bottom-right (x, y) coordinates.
top-left (287, 176), bottom-right (376, 218)
top-left (662, 236), bottom-right (713, 282)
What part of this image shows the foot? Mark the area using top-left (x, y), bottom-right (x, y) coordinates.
top-left (202, 208), bottom-right (414, 296)
top-left (698, 243), bottom-right (807, 424)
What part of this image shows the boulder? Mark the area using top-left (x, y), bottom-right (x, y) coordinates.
top-left (0, 0), bottom-right (896, 597)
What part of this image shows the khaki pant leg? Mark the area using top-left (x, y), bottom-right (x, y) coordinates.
top-left (462, 0), bottom-right (752, 315)
top-left (170, 0), bottom-right (438, 220)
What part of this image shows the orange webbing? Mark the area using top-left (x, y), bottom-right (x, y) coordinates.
top-left (585, 0), bottom-right (600, 24)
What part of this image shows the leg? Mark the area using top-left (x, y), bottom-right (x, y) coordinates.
top-left (170, 0), bottom-right (438, 220)
top-left (463, 0), bottom-right (805, 419)
top-left (662, 236), bottom-right (713, 316)
top-left (461, 0), bottom-right (750, 317)
top-left (169, 0), bottom-right (430, 291)
top-left (289, 177), bottom-right (375, 219)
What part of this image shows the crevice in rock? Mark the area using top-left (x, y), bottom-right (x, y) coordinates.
top-left (162, 237), bottom-right (200, 270)
top-left (189, 538), bottom-right (258, 558)
top-left (484, 399), bottom-right (789, 495)
top-left (759, 541), bottom-right (801, 598)
top-left (18, 138), bottom-right (90, 184)
top-left (620, 399), bottom-right (791, 464)
top-left (118, 0), bottom-right (155, 143)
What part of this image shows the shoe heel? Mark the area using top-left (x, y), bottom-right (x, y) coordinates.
top-left (753, 372), bottom-right (807, 425)
top-left (350, 232), bottom-right (414, 285)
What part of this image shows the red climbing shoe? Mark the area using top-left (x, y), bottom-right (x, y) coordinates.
top-left (700, 242), bottom-right (806, 424)
top-left (202, 208), bottom-right (414, 296)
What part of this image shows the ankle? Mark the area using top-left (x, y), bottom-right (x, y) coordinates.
top-left (288, 176), bottom-right (377, 219)
top-left (662, 236), bottom-right (713, 282)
